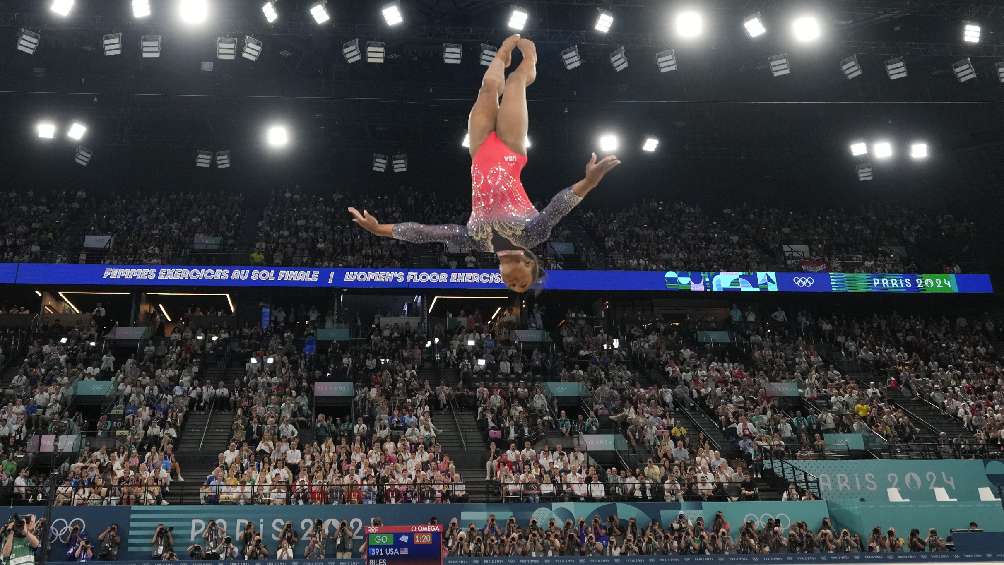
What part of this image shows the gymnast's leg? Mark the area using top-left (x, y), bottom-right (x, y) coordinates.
top-left (495, 38), bottom-right (537, 156)
top-left (468, 34), bottom-right (521, 158)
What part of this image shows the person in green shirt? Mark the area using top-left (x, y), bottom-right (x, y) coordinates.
top-left (3, 514), bottom-right (41, 565)
top-left (0, 457), bottom-right (16, 478)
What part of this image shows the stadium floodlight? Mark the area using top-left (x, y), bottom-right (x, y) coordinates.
top-left (873, 141), bottom-right (893, 160)
top-left (132, 0), bottom-right (151, 18)
top-left (50, 0), bottom-right (74, 17)
top-left (642, 137), bottom-right (659, 152)
top-left (595, 10), bottom-right (614, 33)
top-left (36, 121), bottom-right (56, 139)
top-left (372, 153), bottom-right (388, 172)
top-left (840, 54), bottom-right (863, 79)
top-left (849, 141), bottom-right (868, 157)
top-left (242, 36), bottom-right (263, 61)
top-left (392, 154), bottom-right (408, 173)
top-left (910, 142), bottom-right (929, 161)
top-left (461, 133), bottom-right (470, 149)
top-left (963, 22), bottom-right (981, 44)
top-left (744, 13), bottom-right (766, 38)
top-left (609, 46), bottom-right (628, 72)
top-left (179, 0), bottom-right (208, 25)
top-left (656, 49), bottom-right (678, 72)
top-left (66, 121), bottom-right (87, 141)
top-left (17, 29), bottom-right (40, 55)
top-left (598, 133), bottom-right (619, 152)
top-left (196, 149), bottom-right (213, 168)
top-left (953, 57), bottom-right (976, 83)
top-left (998, 61), bottom-right (1004, 83)
top-left (261, 1), bottom-right (278, 23)
top-left (675, 10), bottom-right (704, 39)
top-left (480, 43), bottom-right (497, 66)
top-left (508, 6), bottom-right (528, 31)
top-left (443, 43), bottom-right (462, 64)
top-left (310, 1), bottom-right (330, 24)
top-left (342, 38), bottom-right (361, 63)
top-left (266, 125), bottom-right (289, 148)
top-left (217, 37), bottom-right (237, 60)
top-left (215, 150), bottom-right (231, 168)
top-left (792, 15), bottom-right (821, 43)
top-left (382, 3), bottom-right (403, 26)
top-left (885, 57), bottom-right (907, 80)
top-left (477, 358), bottom-right (486, 367)
top-left (856, 163), bottom-right (873, 181)
top-left (561, 45), bottom-right (581, 70)
top-left (769, 53), bottom-right (790, 77)
top-left (141, 35), bottom-right (162, 58)
top-left (103, 33), bottom-right (122, 56)
top-left (74, 146), bottom-right (93, 167)
top-left (366, 41), bottom-right (385, 63)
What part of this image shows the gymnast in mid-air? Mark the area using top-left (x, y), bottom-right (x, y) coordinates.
top-left (348, 35), bottom-right (621, 293)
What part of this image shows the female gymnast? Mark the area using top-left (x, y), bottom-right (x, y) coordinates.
top-left (348, 35), bottom-right (621, 293)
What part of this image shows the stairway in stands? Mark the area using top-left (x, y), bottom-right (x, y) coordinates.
top-left (433, 409), bottom-right (488, 501)
top-left (888, 388), bottom-right (973, 443)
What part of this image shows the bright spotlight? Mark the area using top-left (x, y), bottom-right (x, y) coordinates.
top-left (310, 2), bottom-right (330, 25)
top-left (873, 141), bottom-right (893, 160)
top-left (675, 10), bottom-right (704, 39)
top-left (179, 0), bottom-right (208, 25)
top-left (910, 142), bottom-right (929, 161)
top-left (598, 133), bottom-right (619, 153)
top-left (461, 133), bottom-right (470, 148)
top-left (963, 22), bottom-right (981, 44)
top-left (132, 0), bottom-right (151, 18)
top-left (595, 10), bottom-right (614, 33)
top-left (744, 13), bottom-right (766, 38)
top-left (382, 3), bottom-right (403, 26)
top-left (36, 121), bottom-right (56, 139)
top-left (66, 122), bottom-right (87, 141)
top-left (642, 137), bottom-right (659, 152)
top-left (261, 1), bottom-right (278, 23)
top-left (50, 0), bottom-right (74, 17)
top-left (266, 125), bottom-right (289, 148)
top-left (508, 6), bottom-right (528, 31)
top-left (791, 15), bottom-right (821, 43)
top-left (849, 141), bottom-right (868, 157)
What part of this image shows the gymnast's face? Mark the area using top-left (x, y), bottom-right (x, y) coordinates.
top-left (499, 254), bottom-right (534, 293)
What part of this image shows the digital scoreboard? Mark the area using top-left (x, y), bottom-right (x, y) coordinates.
top-left (366, 525), bottom-right (443, 565)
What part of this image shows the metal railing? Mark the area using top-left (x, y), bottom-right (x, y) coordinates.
top-left (759, 447), bottom-right (822, 498)
top-left (447, 394), bottom-right (468, 453)
top-left (489, 480), bottom-right (757, 503)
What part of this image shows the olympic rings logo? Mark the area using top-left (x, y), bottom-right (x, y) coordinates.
top-left (742, 513), bottom-right (791, 531)
top-left (792, 277), bottom-right (815, 288)
top-left (49, 518), bottom-right (86, 544)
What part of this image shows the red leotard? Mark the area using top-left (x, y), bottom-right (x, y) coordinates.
top-left (468, 132), bottom-right (536, 241)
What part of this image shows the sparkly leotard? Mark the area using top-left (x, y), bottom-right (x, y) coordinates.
top-left (392, 132), bottom-right (582, 252)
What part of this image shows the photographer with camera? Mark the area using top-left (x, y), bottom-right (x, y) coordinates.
top-left (150, 524), bottom-right (174, 560)
top-left (334, 521), bottom-right (353, 558)
top-left (97, 525), bottom-right (121, 561)
top-left (244, 533), bottom-right (270, 560)
top-left (304, 520), bottom-right (326, 559)
top-left (72, 538), bottom-right (94, 562)
top-left (3, 514), bottom-right (41, 565)
top-left (212, 536), bottom-right (238, 560)
top-left (185, 543), bottom-right (205, 560)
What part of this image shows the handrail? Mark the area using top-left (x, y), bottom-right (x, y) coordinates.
top-left (198, 393), bottom-right (218, 451)
top-left (673, 398), bottom-right (723, 453)
top-left (448, 394), bottom-right (468, 453)
top-left (890, 397), bottom-right (941, 436)
top-left (760, 446), bottom-right (822, 498)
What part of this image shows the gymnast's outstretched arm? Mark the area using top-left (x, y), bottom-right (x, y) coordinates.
top-left (347, 207), bottom-right (473, 250)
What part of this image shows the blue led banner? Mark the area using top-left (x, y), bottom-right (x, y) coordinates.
top-left (2, 263), bottom-right (994, 293)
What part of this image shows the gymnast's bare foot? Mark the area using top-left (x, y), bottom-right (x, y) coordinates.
top-left (497, 34), bottom-right (521, 68)
top-left (514, 37), bottom-right (537, 86)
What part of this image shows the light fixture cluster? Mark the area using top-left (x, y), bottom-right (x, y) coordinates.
top-left (372, 153), bottom-right (407, 173)
top-left (596, 133), bottom-right (660, 154)
top-left (848, 138), bottom-right (929, 181)
top-left (342, 39), bottom-right (386, 64)
top-left (35, 119), bottom-right (93, 167)
top-left (195, 149), bottom-right (231, 169)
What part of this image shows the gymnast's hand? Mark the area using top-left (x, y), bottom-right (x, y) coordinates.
top-left (574, 153), bottom-right (622, 197)
top-left (348, 207), bottom-right (393, 237)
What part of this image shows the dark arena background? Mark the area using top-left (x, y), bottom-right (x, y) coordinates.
top-left (2, 1), bottom-right (1004, 564)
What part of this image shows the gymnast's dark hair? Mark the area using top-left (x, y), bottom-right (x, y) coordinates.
top-left (519, 247), bottom-right (547, 296)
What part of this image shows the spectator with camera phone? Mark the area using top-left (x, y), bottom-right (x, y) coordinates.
top-left (3, 514), bottom-right (40, 565)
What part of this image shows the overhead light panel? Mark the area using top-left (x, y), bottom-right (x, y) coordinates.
top-left (66, 121), bottom-right (87, 141)
top-left (675, 10), bottom-right (704, 39)
top-left (909, 142), bottom-right (928, 161)
top-left (609, 46), bottom-right (628, 72)
top-left (598, 133), bottom-right (619, 153)
top-left (266, 125), bottom-right (289, 148)
top-left (179, 0), bottom-right (208, 25)
top-left (561, 45), bottom-right (581, 70)
top-left (885, 57), bottom-right (907, 80)
top-left (656, 49), bottom-right (678, 72)
top-left (216, 150), bottom-right (231, 168)
top-left (217, 37), bottom-right (237, 60)
top-left (382, 3), bottom-right (403, 26)
top-left (480, 43), bottom-right (497, 66)
top-left (17, 29), bottom-right (41, 55)
top-left (196, 150), bottom-right (213, 168)
top-left (132, 0), bottom-right (151, 18)
top-left (50, 0), bottom-right (74, 17)
top-left (392, 154), bottom-right (408, 173)
top-left (242, 36), bottom-right (263, 61)
top-left (443, 43), bottom-right (462, 64)
top-left (36, 121), bottom-right (56, 139)
top-left (769, 53), bottom-right (790, 77)
top-left (367, 41), bottom-right (385, 63)
top-left (103, 33), bottom-right (122, 56)
top-left (997, 61), bottom-right (1004, 83)
top-left (642, 137), bottom-right (659, 152)
top-left (74, 146), bottom-right (93, 167)
top-left (372, 154), bottom-right (388, 172)
top-left (261, 1), bottom-right (278, 23)
top-left (856, 163), bottom-right (873, 181)
top-left (963, 22), bottom-right (981, 44)
top-left (744, 13), bottom-right (766, 38)
top-left (840, 55), bottom-right (862, 79)
top-left (508, 6), bottom-right (528, 31)
top-left (594, 10), bottom-right (614, 33)
top-left (873, 141), bottom-right (893, 160)
top-left (343, 38), bottom-right (361, 63)
top-left (791, 15), bottom-right (821, 43)
top-left (141, 35), bottom-right (162, 58)
top-left (953, 57), bottom-right (976, 83)
top-left (849, 141), bottom-right (868, 157)
top-left (310, 2), bottom-right (330, 24)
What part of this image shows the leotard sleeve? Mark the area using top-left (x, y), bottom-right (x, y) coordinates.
top-left (521, 187), bottom-right (583, 248)
top-left (392, 222), bottom-right (475, 252)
